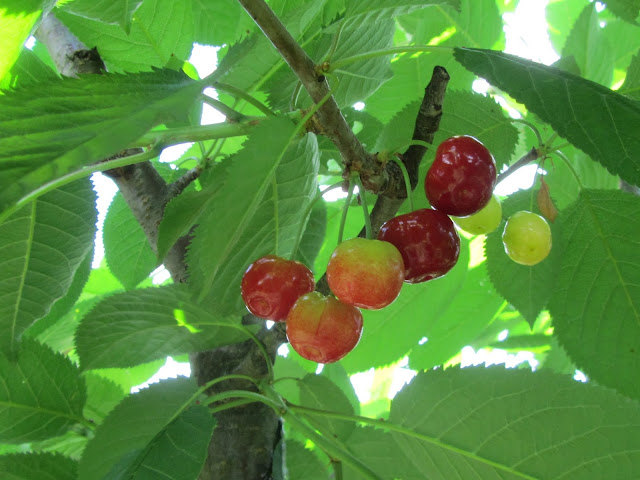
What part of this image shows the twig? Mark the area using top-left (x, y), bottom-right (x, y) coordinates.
top-left (237, 0), bottom-right (371, 172)
top-left (167, 166), bottom-right (203, 199)
top-left (496, 147), bottom-right (540, 186)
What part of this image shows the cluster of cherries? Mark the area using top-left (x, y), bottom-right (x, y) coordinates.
top-left (241, 136), bottom-right (552, 364)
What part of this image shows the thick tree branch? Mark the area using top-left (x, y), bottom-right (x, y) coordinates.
top-left (37, 12), bottom-right (282, 480)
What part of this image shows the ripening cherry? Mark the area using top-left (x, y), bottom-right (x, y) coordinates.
top-left (326, 237), bottom-right (404, 310)
top-left (286, 292), bottom-right (363, 364)
top-left (502, 211), bottom-right (552, 266)
top-left (425, 135), bottom-right (497, 216)
top-left (452, 194), bottom-right (503, 235)
top-left (378, 208), bottom-right (460, 283)
top-left (241, 255), bottom-right (315, 321)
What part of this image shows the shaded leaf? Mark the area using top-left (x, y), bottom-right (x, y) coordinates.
top-left (0, 338), bottom-right (86, 443)
top-left (78, 377), bottom-right (214, 480)
top-left (103, 193), bottom-right (157, 289)
top-left (0, 452), bottom-right (77, 480)
top-left (0, 179), bottom-right (95, 356)
top-left (549, 189), bottom-right (640, 400)
top-left (345, 0), bottom-right (460, 24)
top-left (454, 48), bottom-right (640, 186)
top-left (0, 69), bottom-right (202, 218)
top-left (285, 440), bottom-right (329, 480)
top-left (619, 51), bottom-right (640, 100)
top-left (76, 284), bottom-right (254, 370)
top-left (603, 0), bottom-right (640, 24)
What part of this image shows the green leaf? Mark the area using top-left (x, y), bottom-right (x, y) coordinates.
top-left (321, 363), bottom-right (360, 415)
top-left (29, 430), bottom-right (88, 459)
top-left (549, 189), bottom-right (640, 400)
top-left (619, 51), bottom-right (640, 100)
top-left (103, 193), bottom-right (157, 290)
top-left (57, 0), bottom-right (142, 33)
top-left (408, 261), bottom-right (505, 370)
top-left (562, 4), bottom-right (614, 86)
top-left (345, 0), bottom-right (460, 24)
top-left (0, 452), bottom-right (77, 480)
top-left (485, 189), bottom-right (561, 327)
top-left (454, 47), bottom-right (640, 187)
top-left (0, 338), bottom-right (86, 443)
top-left (93, 359), bottom-right (165, 394)
top-left (157, 161), bottom-right (230, 262)
top-left (346, 367), bottom-right (640, 479)
top-left (187, 118), bottom-right (319, 314)
top-left (78, 377), bottom-right (215, 480)
top-left (340, 238), bottom-right (470, 373)
top-left (24, 246), bottom-right (93, 340)
top-left (0, 45), bottom-right (59, 91)
top-left (0, 69), bottom-right (202, 218)
top-left (397, 0), bottom-right (501, 49)
top-left (0, 1), bottom-right (53, 82)
top-left (83, 372), bottom-right (127, 424)
top-left (192, 0), bottom-right (256, 46)
top-left (543, 146), bottom-right (619, 210)
top-left (285, 440), bottom-right (329, 480)
top-left (298, 374), bottom-right (356, 440)
top-left (56, 0), bottom-right (193, 71)
top-left (546, 0), bottom-right (589, 53)
top-left (376, 91), bottom-right (518, 172)
top-left (76, 284), bottom-right (254, 370)
top-left (294, 193), bottom-right (327, 268)
top-left (0, 179), bottom-right (95, 356)
top-left (603, 0), bottom-right (640, 24)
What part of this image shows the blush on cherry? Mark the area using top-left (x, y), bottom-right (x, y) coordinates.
top-left (286, 292), bottom-right (363, 364)
top-left (241, 255), bottom-right (315, 322)
top-left (425, 135), bottom-right (497, 217)
top-left (378, 208), bottom-right (460, 283)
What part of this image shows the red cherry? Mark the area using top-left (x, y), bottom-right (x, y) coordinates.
top-left (286, 292), bottom-right (363, 364)
top-left (241, 255), bottom-right (315, 322)
top-left (326, 237), bottom-right (404, 310)
top-left (378, 208), bottom-right (460, 283)
top-left (425, 135), bottom-right (497, 216)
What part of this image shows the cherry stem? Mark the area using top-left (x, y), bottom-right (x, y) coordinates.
top-left (338, 179), bottom-right (355, 244)
top-left (352, 173), bottom-right (373, 239)
top-left (200, 94), bottom-right (246, 122)
top-left (329, 45), bottom-right (452, 72)
top-left (510, 118), bottom-right (543, 146)
top-left (551, 149), bottom-right (585, 189)
top-left (289, 182), bottom-right (343, 261)
top-left (395, 139), bottom-right (433, 151)
top-left (389, 155), bottom-right (414, 212)
top-left (210, 81), bottom-right (276, 116)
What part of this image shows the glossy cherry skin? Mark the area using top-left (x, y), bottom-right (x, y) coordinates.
top-left (502, 211), bottom-right (552, 266)
top-left (425, 135), bottom-right (497, 216)
top-left (241, 255), bottom-right (315, 322)
top-left (286, 292), bottom-right (363, 364)
top-left (326, 237), bottom-right (404, 310)
top-left (378, 208), bottom-right (460, 283)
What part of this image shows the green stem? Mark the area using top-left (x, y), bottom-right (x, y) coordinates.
top-left (133, 121), bottom-right (257, 149)
top-left (288, 404), bottom-right (538, 480)
top-left (323, 19), bottom-right (347, 64)
top-left (281, 410), bottom-right (383, 480)
top-left (289, 182), bottom-right (343, 262)
top-left (510, 119), bottom-right (543, 146)
top-left (394, 139), bottom-right (433, 151)
top-left (203, 389), bottom-right (281, 410)
top-left (207, 398), bottom-right (259, 414)
top-left (201, 94), bottom-right (246, 122)
top-left (0, 147), bottom-right (161, 227)
top-left (551, 149), bottom-right (584, 188)
top-left (352, 174), bottom-right (372, 239)
top-left (338, 179), bottom-right (355, 244)
top-left (329, 45), bottom-right (452, 71)
top-left (210, 81), bottom-right (276, 116)
top-left (390, 156), bottom-right (414, 212)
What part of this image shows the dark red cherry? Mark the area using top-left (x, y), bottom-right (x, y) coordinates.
top-left (378, 208), bottom-right (460, 283)
top-left (425, 135), bottom-right (497, 216)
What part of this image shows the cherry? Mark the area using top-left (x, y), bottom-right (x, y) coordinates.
top-left (378, 208), bottom-right (460, 283)
top-left (502, 211), bottom-right (552, 266)
top-left (425, 135), bottom-right (497, 216)
top-left (286, 292), bottom-right (363, 364)
top-left (326, 237), bottom-right (404, 310)
top-left (452, 194), bottom-right (503, 235)
top-left (241, 255), bottom-right (315, 321)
